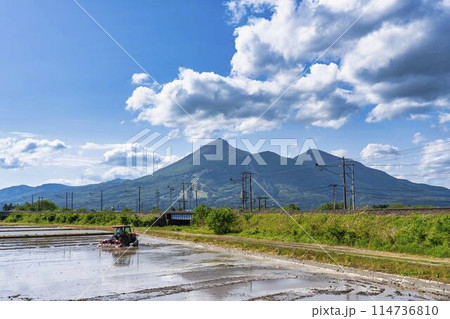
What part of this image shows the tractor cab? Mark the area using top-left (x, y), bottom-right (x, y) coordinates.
top-left (113, 225), bottom-right (132, 237)
top-left (100, 225), bottom-right (139, 248)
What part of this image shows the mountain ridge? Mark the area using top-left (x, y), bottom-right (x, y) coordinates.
top-left (1, 139), bottom-right (449, 210)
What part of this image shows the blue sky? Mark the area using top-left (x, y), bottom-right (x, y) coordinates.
top-left (0, 0), bottom-right (234, 142)
top-left (0, 0), bottom-right (449, 189)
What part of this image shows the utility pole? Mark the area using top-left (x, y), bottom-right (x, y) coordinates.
top-left (341, 157), bottom-right (347, 210)
top-left (188, 186), bottom-right (192, 210)
top-left (240, 172), bottom-right (246, 210)
top-left (235, 172), bottom-right (255, 211)
top-left (329, 184), bottom-right (337, 210)
top-left (350, 161), bottom-right (355, 210)
top-left (65, 192), bottom-right (68, 210)
top-left (182, 182), bottom-right (186, 210)
top-left (248, 172), bottom-right (254, 212)
top-left (241, 173), bottom-right (246, 210)
top-left (155, 189), bottom-right (160, 211)
top-left (230, 176), bottom-right (245, 210)
top-left (71, 192), bottom-right (74, 210)
top-left (138, 186), bottom-right (142, 212)
top-left (167, 186), bottom-right (174, 211)
top-left (38, 197), bottom-right (43, 211)
top-left (195, 187), bottom-right (198, 207)
top-left (100, 190), bottom-right (104, 211)
top-left (257, 196), bottom-right (268, 210)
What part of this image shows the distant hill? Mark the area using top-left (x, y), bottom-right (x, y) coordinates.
top-left (1, 139), bottom-right (449, 210)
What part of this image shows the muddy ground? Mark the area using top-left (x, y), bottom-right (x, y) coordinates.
top-left (0, 226), bottom-right (448, 301)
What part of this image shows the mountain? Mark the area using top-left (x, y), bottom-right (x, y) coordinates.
top-left (1, 139), bottom-right (449, 210)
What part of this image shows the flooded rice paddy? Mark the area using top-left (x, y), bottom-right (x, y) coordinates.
top-left (0, 226), bottom-right (446, 301)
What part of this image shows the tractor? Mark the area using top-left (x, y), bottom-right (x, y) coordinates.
top-left (100, 225), bottom-right (139, 248)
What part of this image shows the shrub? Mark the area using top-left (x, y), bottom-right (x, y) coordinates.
top-left (317, 202), bottom-right (344, 210)
top-left (286, 203), bottom-right (300, 211)
top-left (141, 215), bottom-right (158, 227)
top-left (2, 210), bottom-right (160, 229)
top-left (206, 208), bottom-right (237, 234)
top-left (4, 212), bottom-right (23, 223)
top-left (67, 213), bottom-right (80, 224)
top-left (243, 213), bottom-right (253, 222)
top-left (121, 207), bottom-right (132, 213)
top-left (192, 204), bottom-right (212, 226)
top-left (119, 213), bottom-right (131, 225)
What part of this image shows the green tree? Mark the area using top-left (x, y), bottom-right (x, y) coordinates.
top-left (151, 206), bottom-right (160, 213)
top-left (372, 204), bottom-right (389, 209)
top-left (192, 204), bottom-right (212, 226)
top-left (318, 202), bottom-right (344, 210)
top-left (121, 206), bottom-right (132, 213)
top-left (285, 203), bottom-right (300, 211)
top-left (38, 200), bottom-right (58, 211)
top-left (206, 207), bottom-right (237, 234)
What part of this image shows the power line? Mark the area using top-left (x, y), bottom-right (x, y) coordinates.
top-left (329, 184), bottom-right (338, 210)
top-left (257, 196), bottom-right (268, 210)
top-left (341, 158), bottom-right (347, 210)
top-left (366, 147), bottom-right (450, 164)
top-left (167, 186), bottom-right (175, 211)
top-left (155, 188), bottom-right (160, 211)
top-left (356, 140), bottom-right (450, 162)
top-left (138, 186), bottom-right (142, 212)
top-left (100, 190), bottom-right (103, 211)
top-left (366, 161), bottom-right (449, 167)
top-left (182, 182), bottom-right (186, 210)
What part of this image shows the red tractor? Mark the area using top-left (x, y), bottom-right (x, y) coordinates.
top-left (100, 225), bottom-right (139, 248)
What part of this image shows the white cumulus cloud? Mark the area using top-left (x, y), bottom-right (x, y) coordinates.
top-left (125, 0), bottom-right (450, 138)
top-left (412, 132), bottom-right (426, 145)
top-left (0, 137), bottom-right (68, 169)
top-left (360, 143), bottom-right (399, 159)
top-left (131, 73), bottom-right (150, 85)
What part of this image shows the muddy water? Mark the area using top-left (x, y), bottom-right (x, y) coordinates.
top-left (0, 226), bottom-right (437, 301)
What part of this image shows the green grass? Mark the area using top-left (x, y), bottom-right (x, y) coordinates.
top-left (235, 213), bottom-right (450, 258)
top-left (3, 211), bottom-right (449, 258)
top-left (2, 211), bottom-right (158, 227)
top-left (162, 213), bottom-right (450, 258)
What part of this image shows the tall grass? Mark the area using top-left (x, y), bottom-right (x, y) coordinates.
top-left (3, 211), bottom-right (158, 227)
top-left (238, 213), bottom-right (450, 257)
top-left (4, 210), bottom-right (449, 258)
